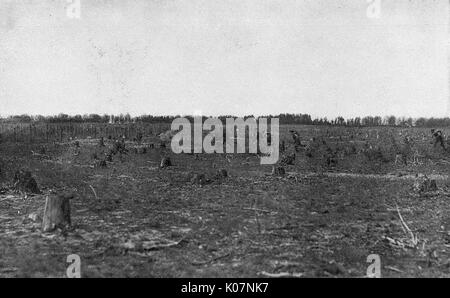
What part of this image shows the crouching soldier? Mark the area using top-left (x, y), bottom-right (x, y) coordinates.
top-left (289, 130), bottom-right (303, 152)
top-left (431, 129), bottom-right (446, 150)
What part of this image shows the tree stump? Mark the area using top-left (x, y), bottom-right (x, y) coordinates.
top-left (105, 153), bottom-right (113, 162)
top-left (95, 159), bottom-right (107, 168)
top-left (413, 175), bottom-right (438, 193)
top-left (280, 153), bottom-right (296, 165)
top-left (190, 173), bottom-right (208, 185)
top-left (272, 166), bottom-right (286, 177)
top-left (42, 193), bottom-right (73, 232)
top-left (38, 146), bottom-right (46, 155)
top-left (213, 169), bottom-right (228, 181)
top-left (217, 169), bottom-right (228, 178)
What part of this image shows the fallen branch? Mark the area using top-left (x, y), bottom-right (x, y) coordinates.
top-left (88, 185), bottom-right (99, 200)
top-left (252, 198), bottom-right (262, 234)
top-left (382, 236), bottom-right (406, 249)
top-left (259, 271), bottom-right (303, 278)
top-left (31, 151), bottom-right (51, 159)
top-left (191, 252), bottom-right (231, 266)
top-left (243, 207), bottom-right (272, 214)
top-left (395, 203), bottom-right (418, 247)
top-left (385, 266), bottom-right (404, 273)
top-left (143, 238), bottom-right (184, 251)
top-left (117, 175), bottom-right (136, 181)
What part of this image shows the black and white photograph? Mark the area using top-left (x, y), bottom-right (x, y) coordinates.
top-left (0, 0), bottom-right (449, 284)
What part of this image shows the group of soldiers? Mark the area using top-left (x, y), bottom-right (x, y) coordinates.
top-left (97, 127), bottom-right (450, 161)
top-left (286, 128), bottom-right (448, 156)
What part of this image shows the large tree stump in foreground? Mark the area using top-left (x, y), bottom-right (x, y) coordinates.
top-left (42, 193), bottom-right (73, 232)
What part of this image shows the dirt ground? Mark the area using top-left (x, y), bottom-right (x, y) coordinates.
top-left (0, 125), bottom-right (449, 277)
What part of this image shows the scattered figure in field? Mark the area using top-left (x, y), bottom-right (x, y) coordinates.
top-left (345, 144), bottom-right (357, 156)
top-left (289, 130), bottom-right (305, 152)
top-left (304, 138), bottom-right (317, 158)
top-left (431, 129), bottom-right (446, 150)
top-left (279, 140), bottom-right (286, 154)
top-left (324, 147), bottom-right (338, 167)
top-left (113, 138), bottom-right (127, 154)
top-left (280, 152), bottom-right (296, 165)
top-left (272, 166), bottom-right (286, 176)
top-left (289, 130), bottom-right (300, 142)
top-left (159, 129), bottom-right (178, 143)
top-left (394, 153), bottom-right (407, 165)
top-left (256, 131), bottom-right (272, 153)
top-left (412, 149), bottom-right (424, 165)
top-left (403, 134), bottom-right (413, 150)
top-left (391, 134), bottom-right (412, 165)
top-left (135, 132), bottom-right (143, 143)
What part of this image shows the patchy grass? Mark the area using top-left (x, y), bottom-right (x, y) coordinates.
top-left (0, 125), bottom-right (449, 277)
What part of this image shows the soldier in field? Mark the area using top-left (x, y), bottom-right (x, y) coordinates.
top-left (431, 129), bottom-right (446, 150)
top-left (289, 130), bottom-right (305, 152)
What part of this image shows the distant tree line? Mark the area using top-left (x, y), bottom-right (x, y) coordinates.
top-left (0, 113), bottom-right (449, 128)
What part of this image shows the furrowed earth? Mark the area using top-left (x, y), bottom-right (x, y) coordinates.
top-left (0, 125), bottom-right (449, 277)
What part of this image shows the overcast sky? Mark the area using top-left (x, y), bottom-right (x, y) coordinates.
top-left (0, 0), bottom-right (448, 118)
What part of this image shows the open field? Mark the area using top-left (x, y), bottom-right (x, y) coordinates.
top-left (0, 124), bottom-right (449, 277)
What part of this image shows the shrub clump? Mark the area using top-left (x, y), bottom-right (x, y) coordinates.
top-left (13, 170), bottom-right (41, 194)
top-left (413, 175), bottom-right (438, 193)
top-left (272, 166), bottom-right (286, 177)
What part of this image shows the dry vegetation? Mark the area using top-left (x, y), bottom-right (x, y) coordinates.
top-left (0, 124), bottom-right (449, 277)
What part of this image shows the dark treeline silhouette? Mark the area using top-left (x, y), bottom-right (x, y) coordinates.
top-left (0, 113), bottom-right (448, 128)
